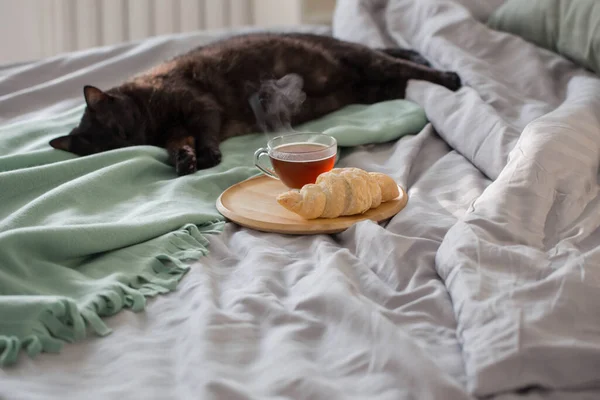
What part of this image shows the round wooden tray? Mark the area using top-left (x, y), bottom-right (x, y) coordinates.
top-left (216, 174), bottom-right (408, 235)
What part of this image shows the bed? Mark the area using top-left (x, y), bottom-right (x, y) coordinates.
top-left (2, 0), bottom-right (600, 399)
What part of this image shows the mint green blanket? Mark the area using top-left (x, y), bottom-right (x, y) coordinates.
top-left (0, 99), bottom-right (426, 366)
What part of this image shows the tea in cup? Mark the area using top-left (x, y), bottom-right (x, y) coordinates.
top-left (254, 132), bottom-right (337, 189)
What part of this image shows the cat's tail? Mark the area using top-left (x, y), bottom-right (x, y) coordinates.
top-left (378, 48), bottom-right (432, 67)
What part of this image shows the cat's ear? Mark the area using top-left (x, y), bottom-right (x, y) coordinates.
top-left (49, 135), bottom-right (92, 155)
top-left (83, 85), bottom-right (110, 110)
top-left (49, 135), bottom-right (72, 152)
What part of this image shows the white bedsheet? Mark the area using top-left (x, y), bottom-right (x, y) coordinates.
top-left (3, 1), bottom-right (600, 399)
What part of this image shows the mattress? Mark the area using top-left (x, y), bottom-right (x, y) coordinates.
top-left (2, 1), bottom-right (600, 399)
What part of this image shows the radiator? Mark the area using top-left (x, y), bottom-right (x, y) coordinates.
top-left (39, 0), bottom-right (255, 56)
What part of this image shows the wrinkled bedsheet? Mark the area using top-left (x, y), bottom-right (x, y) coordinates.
top-left (2, 1), bottom-right (600, 399)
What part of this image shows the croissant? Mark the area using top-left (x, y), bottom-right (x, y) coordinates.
top-left (276, 167), bottom-right (399, 219)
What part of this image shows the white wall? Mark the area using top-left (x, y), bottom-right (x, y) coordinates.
top-left (0, 0), bottom-right (47, 64)
top-left (0, 0), bottom-right (336, 65)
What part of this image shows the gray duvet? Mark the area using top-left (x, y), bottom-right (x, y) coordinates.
top-left (2, 0), bottom-right (600, 399)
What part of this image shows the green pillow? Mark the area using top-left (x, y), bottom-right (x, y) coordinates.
top-left (487, 0), bottom-right (600, 76)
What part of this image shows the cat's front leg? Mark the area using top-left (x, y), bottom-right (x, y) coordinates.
top-left (195, 139), bottom-right (222, 170)
top-left (186, 106), bottom-right (223, 170)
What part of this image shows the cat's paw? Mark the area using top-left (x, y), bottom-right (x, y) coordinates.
top-left (196, 146), bottom-right (222, 170)
top-left (443, 72), bottom-right (462, 92)
top-left (176, 147), bottom-right (198, 176)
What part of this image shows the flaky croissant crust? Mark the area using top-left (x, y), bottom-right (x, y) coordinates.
top-left (276, 167), bottom-right (399, 219)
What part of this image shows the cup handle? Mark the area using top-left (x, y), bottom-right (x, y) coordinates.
top-left (254, 148), bottom-right (278, 180)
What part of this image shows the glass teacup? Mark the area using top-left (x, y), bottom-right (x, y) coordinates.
top-left (254, 132), bottom-right (337, 189)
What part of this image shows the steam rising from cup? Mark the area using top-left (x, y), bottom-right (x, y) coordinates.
top-left (248, 73), bottom-right (307, 136)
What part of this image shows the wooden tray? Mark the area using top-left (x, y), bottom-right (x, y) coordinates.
top-left (216, 175), bottom-right (408, 235)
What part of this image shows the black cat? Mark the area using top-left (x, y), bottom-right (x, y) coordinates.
top-left (49, 32), bottom-right (461, 176)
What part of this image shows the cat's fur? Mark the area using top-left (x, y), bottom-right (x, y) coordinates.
top-left (49, 32), bottom-right (462, 176)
